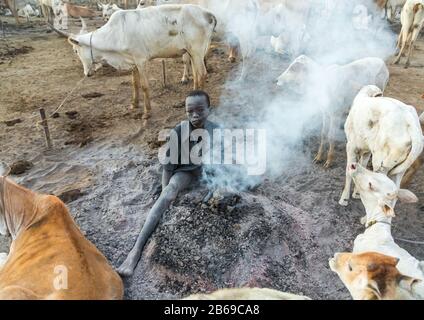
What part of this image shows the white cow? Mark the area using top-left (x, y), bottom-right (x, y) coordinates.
top-left (68, 5), bottom-right (216, 119)
top-left (139, 0), bottom-right (260, 80)
top-left (276, 55), bottom-right (389, 168)
top-left (98, 2), bottom-right (121, 21)
top-left (339, 85), bottom-right (424, 206)
top-left (330, 163), bottom-right (424, 300)
top-left (39, 0), bottom-right (61, 23)
top-left (393, 0), bottom-right (424, 68)
top-left (18, 4), bottom-right (40, 19)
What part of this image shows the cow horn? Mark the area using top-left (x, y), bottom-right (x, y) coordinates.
top-left (47, 22), bottom-right (70, 38)
top-left (79, 17), bottom-right (88, 34)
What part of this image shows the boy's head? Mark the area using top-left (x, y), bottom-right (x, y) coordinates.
top-left (185, 90), bottom-right (210, 128)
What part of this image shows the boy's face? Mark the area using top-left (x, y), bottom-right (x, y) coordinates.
top-left (186, 95), bottom-right (210, 128)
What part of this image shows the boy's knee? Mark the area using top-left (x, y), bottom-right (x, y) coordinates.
top-left (162, 182), bottom-right (179, 201)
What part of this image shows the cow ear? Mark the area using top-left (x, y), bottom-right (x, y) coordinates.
top-left (0, 162), bottom-right (11, 177)
top-left (365, 281), bottom-right (382, 300)
top-left (381, 203), bottom-right (395, 217)
top-left (398, 275), bottom-right (422, 292)
top-left (397, 189), bottom-right (418, 203)
top-left (68, 37), bottom-right (80, 46)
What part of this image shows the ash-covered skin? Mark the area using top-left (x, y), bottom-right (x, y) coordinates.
top-left (186, 94), bottom-right (210, 129)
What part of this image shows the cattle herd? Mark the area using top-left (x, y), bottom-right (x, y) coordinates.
top-left (0, 0), bottom-right (424, 300)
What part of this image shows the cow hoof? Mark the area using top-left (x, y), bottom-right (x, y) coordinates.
top-left (142, 113), bottom-right (151, 120)
top-left (228, 57), bottom-right (236, 63)
top-left (323, 161), bottom-right (333, 169)
top-left (181, 79), bottom-right (189, 85)
top-left (360, 216), bottom-right (367, 225)
top-left (404, 62), bottom-right (410, 69)
top-left (130, 104), bottom-right (139, 110)
top-left (352, 192), bottom-right (361, 199)
top-left (339, 199), bottom-right (349, 207)
top-left (313, 155), bottom-right (323, 164)
top-left (393, 59), bottom-right (400, 65)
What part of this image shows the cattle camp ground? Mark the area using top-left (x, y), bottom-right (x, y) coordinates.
top-left (0, 0), bottom-right (424, 300)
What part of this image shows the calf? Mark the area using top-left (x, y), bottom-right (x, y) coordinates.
top-left (68, 5), bottom-right (216, 119)
top-left (393, 0), bottom-right (424, 68)
top-left (276, 55), bottom-right (389, 168)
top-left (339, 85), bottom-right (423, 206)
top-left (98, 2), bottom-right (121, 21)
top-left (0, 163), bottom-right (123, 299)
top-left (330, 164), bottom-right (424, 300)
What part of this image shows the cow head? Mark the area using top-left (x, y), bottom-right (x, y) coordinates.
top-left (137, 0), bottom-right (156, 9)
top-left (357, 85), bottom-right (383, 98)
top-left (276, 55), bottom-right (319, 93)
top-left (0, 162), bottom-right (11, 236)
top-left (348, 163), bottom-right (418, 218)
top-left (99, 2), bottom-right (119, 21)
top-left (68, 35), bottom-right (96, 77)
top-left (329, 251), bottom-right (421, 300)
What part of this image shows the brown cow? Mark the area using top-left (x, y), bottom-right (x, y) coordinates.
top-left (60, 2), bottom-right (97, 18)
top-left (0, 163), bottom-right (123, 300)
top-left (330, 252), bottom-right (423, 300)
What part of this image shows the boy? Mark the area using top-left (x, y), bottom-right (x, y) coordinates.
top-left (117, 90), bottom-right (218, 277)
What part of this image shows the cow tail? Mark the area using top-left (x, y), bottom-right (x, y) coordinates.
top-left (390, 114), bottom-right (424, 175)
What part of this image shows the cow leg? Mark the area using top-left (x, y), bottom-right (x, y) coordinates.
top-left (314, 112), bottom-right (328, 163)
top-left (324, 115), bottom-right (336, 168)
top-left (387, 6), bottom-right (393, 22)
top-left (238, 38), bottom-right (255, 81)
top-left (181, 53), bottom-right (191, 85)
top-left (6, 0), bottom-right (19, 24)
top-left (137, 63), bottom-right (151, 119)
top-left (401, 158), bottom-right (422, 187)
top-left (352, 152), bottom-right (371, 199)
top-left (191, 54), bottom-right (207, 89)
top-left (404, 26), bottom-right (422, 68)
top-left (394, 28), bottom-right (409, 64)
top-left (131, 67), bottom-right (141, 110)
top-left (339, 142), bottom-right (358, 206)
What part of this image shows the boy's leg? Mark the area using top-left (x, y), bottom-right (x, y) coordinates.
top-left (117, 171), bottom-right (193, 277)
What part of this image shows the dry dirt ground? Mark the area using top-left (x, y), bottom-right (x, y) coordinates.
top-left (0, 17), bottom-right (424, 300)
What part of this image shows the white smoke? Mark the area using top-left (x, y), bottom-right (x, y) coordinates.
top-left (200, 0), bottom-right (397, 191)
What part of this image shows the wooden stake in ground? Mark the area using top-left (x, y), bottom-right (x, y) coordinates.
top-left (39, 108), bottom-right (53, 149)
top-left (162, 59), bottom-right (167, 88)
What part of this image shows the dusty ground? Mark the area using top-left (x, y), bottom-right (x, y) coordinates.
top-left (0, 16), bottom-right (424, 300)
